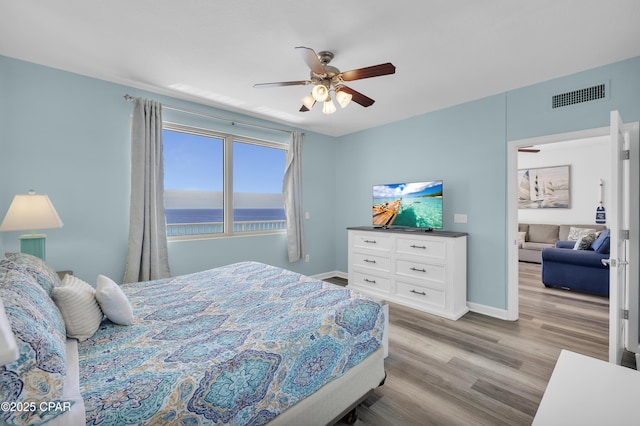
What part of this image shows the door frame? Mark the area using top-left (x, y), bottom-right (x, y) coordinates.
top-left (507, 122), bottom-right (639, 359)
top-left (508, 125), bottom-right (614, 321)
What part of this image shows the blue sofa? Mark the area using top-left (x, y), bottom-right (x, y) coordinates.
top-left (541, 229), bottom-right (611, 297)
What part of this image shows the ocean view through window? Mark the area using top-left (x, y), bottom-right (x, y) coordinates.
top-left (163, 123), bottom-right (287, 238)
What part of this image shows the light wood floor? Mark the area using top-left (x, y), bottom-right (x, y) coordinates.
top-left (329, 262), bottom-right (634, 425)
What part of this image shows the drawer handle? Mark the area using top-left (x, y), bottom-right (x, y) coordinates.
top-left (364, 239), bottom-right (377, 244)
top-left (410, 267), bottom-right (427, 273)
top-left (364, 278), bottom-right (377, 284)
top-left (364, 259), bottom-right (377, 264)
top-left (410, 289), bottom-right (426, 296)
top-left (410, 244), bottom-right (427, 249)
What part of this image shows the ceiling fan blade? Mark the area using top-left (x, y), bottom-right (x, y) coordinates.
top-left (339, 86), bottom-right (375, 107)
top-left (295, 46), bottom-right (325, 75)
top-left (340, 63), bottom-right (396, 81)
top-left (300, 104), bottom-right (312, 112)
top-left (254, 80), bottom-right (310, 88)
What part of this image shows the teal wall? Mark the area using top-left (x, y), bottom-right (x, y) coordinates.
top-left (1, 54), bottom-right (639, 312)
top-left (333, 95), bottom-right (507, 307)
top-left (334, 56), bottom-right (640, 310)
top-left (0, 55), bottom-right (337, 283)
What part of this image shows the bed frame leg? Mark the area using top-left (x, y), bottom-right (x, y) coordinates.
top-left (342, 406), bottom-right (358, 425)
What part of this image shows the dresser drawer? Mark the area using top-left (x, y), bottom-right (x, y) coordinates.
top-left (396, 259), bottom-right (445, 284)
top-left (396, 236), bottom-right (446, 259)
top-left (396, 281), bottom-right (445, 307)
top-left (351, 233), bottom-right (392, 252)
top-left (352, 252), bottom-right (391, 272)
top-left (351, 270), bottom-right (391, 292)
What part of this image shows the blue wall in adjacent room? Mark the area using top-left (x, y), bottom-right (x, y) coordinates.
top-left (1, 54), bottom-right (639, 315)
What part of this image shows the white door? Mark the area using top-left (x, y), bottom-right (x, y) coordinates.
top-left (608, 110), bottom-right (629, 364)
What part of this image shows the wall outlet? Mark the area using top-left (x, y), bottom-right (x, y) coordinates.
top-left (305, 254), bottom-right (310, 262)
top-left (454, 213), bottom-right (468, 224)
top-left (305, 211), bottom-right (310, 219)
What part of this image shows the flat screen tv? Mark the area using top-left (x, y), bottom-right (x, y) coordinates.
top-left (372, 180), bottom-right (443, 229)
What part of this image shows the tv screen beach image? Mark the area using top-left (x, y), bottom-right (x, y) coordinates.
top-left (372, 181), bottom-right (443, 228)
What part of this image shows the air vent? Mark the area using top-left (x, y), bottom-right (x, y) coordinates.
top-left (552, 83), bottom-right (606, 109)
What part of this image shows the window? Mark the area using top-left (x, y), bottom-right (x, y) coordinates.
top-left (163, 123), bottom-right (287, 238)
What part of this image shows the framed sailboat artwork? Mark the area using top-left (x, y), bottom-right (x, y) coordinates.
top-left (518, 165), bottom-right (570, 209)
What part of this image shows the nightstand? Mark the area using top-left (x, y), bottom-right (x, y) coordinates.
top-left (56, 270), bottom-right (73, 280)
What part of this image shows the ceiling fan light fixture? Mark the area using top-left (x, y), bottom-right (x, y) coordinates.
top-left (311, 84), bottom-right (329, 102)
top-left (335, 89), bottom-right (352, 108)
top-left (322, 97), bottom-right (336, 115)
top-left (301, 93), bottom-right (315, 110)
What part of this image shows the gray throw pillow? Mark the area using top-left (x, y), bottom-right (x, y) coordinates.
top-left (573, 233), bottom-right (597, 250)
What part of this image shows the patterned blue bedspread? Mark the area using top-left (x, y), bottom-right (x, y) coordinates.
top-left (77, 262), bottom-right (384, 425)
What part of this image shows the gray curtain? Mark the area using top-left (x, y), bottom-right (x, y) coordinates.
top-left (283, 132), bottom-right (304, 262)
top-left (123, 98), bottom-right (171, 283)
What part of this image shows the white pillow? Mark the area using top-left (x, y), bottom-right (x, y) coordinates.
top-left (96, 275), bottom-right (134, 326)
top-left (568, 227), bottom-right (597, 241)
top-left (51, 275), bottom-right (103, 341)
top-left (518, 231), bottom-right (527, 246)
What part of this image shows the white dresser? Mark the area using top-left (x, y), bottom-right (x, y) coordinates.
top-left (347, 227), bottom-right (468, 320)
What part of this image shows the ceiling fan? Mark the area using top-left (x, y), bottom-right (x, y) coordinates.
top-left (254, 46), bottom-right (396, 114)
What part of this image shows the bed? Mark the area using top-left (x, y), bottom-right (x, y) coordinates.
top-left (0, 254), bottom-right (385, 426)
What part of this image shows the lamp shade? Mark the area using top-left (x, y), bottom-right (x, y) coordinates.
top-left (322, 97), bottom-right (337, 115)
top-left (335, 89), bottom-right (353, 108)
top-left (301, 93), bottom-right (316, 110)
top-left (0, 298), bottom-right (19, 365)
top-left (311, 84), bottom-right (329, 102)
top-left (0, 192), bottom-right (63, 231)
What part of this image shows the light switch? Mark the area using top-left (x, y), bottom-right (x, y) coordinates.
top-left (454, 214), bottom-right (467, 223)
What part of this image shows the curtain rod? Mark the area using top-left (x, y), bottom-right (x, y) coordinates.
top-left (123, 94), bottom-right (295, 135)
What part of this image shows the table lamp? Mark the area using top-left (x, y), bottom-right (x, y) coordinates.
top-left (0, 190), bottom-right (64, 261)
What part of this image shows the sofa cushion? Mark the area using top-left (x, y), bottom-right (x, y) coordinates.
top-left (527, 224), bottom-right (559, 244)
top-left (522, 241), bottom-right (555, 251)
top-left (591, 229), bottom-right (611, 254)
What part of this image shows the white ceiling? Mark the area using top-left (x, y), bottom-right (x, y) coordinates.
top-left (1, 0), bottom-right (639, 137)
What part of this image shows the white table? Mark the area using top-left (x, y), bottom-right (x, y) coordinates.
top-left (533, 350), bottom-right (640, 425)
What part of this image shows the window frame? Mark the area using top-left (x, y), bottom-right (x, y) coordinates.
top-left (163, 121), bottom-right (288, 240)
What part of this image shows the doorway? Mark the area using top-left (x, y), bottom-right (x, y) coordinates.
top-left (506, 121), bottom-right (639, 364)
top-left (507, 126), bottom-right (612, 320)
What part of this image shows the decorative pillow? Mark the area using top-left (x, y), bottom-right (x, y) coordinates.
top-left (567, 227), bottom-right (597, 241)
top-left (573, 233), bottom-right (597, 250)
top-left (51, 275), bottom-right (103, 341)
top-left (0, 267), bottom-right (69, 426)
top-left (517, 231), bottom-right (527, 246)
top-left (96, 275), bottom-right (134, 325)
top-left (591, 229), bottom-right (611, 254)
top-left (4, 252), bottom-right (61, 296)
